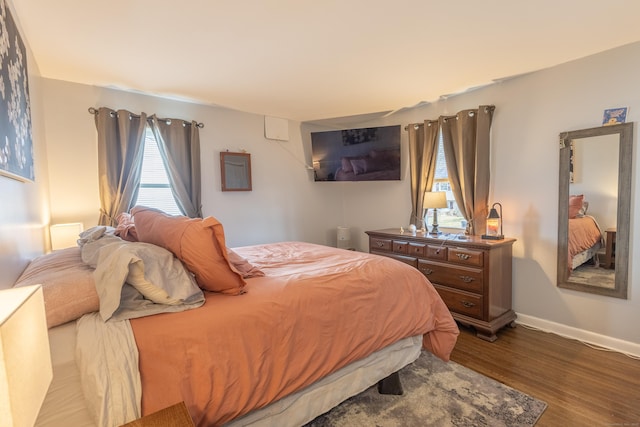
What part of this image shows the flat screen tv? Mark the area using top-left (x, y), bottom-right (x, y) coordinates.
top-left (311, 125), bottom-right (401, 182)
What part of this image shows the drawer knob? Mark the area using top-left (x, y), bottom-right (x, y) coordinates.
top-left (456, 253), bottom-right (471, 260)
top-left (460, 275), bottom-right (474, 283)
top-left (421, 268), bottom-right (433, 275)
top-left (460, 300), bottom-right (475, 308)
top-left (376, 241), bottom-right (384, 247)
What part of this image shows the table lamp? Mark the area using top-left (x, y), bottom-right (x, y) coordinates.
top-left (0, 285), bottom-right (52, 427)
top-left (50, 222), bottom-right (83, 251)
top-left (423, 191), bottom-right (448, 235)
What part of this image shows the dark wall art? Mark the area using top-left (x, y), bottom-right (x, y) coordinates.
top-left (0, 0), bottom-right (34, 181)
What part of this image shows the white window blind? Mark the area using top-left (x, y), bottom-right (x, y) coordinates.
top-left (426, 131), bottom-right (465, 229)
top-left (134, 126), bottom-right (183, 216)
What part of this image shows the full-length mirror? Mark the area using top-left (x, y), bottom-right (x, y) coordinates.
top-left (221, 152), bottom-right (252, 191)
top-left (557, 122), bottom-right (633, 298)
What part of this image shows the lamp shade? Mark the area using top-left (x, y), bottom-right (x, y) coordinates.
top-left (0, 285), bottom-right (52, 427)
top-left (50, 223), bottom-right (83, 251)
top-left (423, 191), bottom-right (447, 209)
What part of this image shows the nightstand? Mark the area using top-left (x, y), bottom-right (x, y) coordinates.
top-left (604, 228), bottom-right (616, 269)
top-left (120, 402), bottom-right (194, 427)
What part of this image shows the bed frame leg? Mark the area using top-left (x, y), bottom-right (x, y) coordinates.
top-left (377, 371), bottom-right (403, 395)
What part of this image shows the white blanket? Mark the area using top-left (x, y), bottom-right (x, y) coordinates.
top-left (76, 313), bottom-right (140, 427)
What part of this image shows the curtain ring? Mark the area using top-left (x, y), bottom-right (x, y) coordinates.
top-left (165, 119), bottom-right (172, 125)
top-left (468, 111), bottom-right (475, 117)
top-left (415, 124), bottom-right (420, 129)
top-left (109, 111), bottom-right (116, 118)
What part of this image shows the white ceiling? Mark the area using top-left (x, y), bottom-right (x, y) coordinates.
top-left (11, 0), bottom-right (640, 122)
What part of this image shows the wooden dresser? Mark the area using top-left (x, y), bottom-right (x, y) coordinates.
top-left (366, 228), bottom-right (516, 342)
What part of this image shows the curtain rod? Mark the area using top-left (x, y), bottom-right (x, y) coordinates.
top-left (403, 105), bottom-right (495, 131)
top-left (88, 107), bottom-right (204, 128)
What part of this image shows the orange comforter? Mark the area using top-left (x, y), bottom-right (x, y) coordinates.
top-left (568, 216), bottom-right (603, 268)
top-left (130, 242), bottom-right (458, 426)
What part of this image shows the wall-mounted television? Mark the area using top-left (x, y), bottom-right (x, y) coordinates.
top-left (311, 125), bottom-right (401, 182)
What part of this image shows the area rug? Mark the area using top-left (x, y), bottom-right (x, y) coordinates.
top-left (305, 351), bottom-right (547, 427)
top-left (570, 263), bottom-right (615, 289)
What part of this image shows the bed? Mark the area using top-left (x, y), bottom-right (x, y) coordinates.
top-left (334, 149), bottom-right (400, 181)
top-left (568, 195), bottom-right (604, 270)
top-left (14, 207), bottom-right (458, 427)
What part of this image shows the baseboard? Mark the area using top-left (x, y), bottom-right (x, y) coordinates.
top-left (515, 313), bottom-right (640, 358)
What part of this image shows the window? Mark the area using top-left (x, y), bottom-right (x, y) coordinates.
top-left (425, 131), bottom-right (466, 229)
top-left (134, 126), bottom-right (183, 215)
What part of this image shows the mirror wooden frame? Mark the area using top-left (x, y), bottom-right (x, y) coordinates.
top-left (557, 122), bottom-right (633, 299)
top-left (220, 152), bottom-right (252, 192)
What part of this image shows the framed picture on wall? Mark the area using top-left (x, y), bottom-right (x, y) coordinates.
top-left (0, 0), bottom-right (34, 182)
top-left (602, 107), bottom-right (627, 126)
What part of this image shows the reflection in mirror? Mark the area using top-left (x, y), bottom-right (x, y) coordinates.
top-left (221, 152), bottom-right (252, 191)
top-left (557, 123), bottom-right (633, 299)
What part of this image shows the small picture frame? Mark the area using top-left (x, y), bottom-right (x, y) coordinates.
top-left (602, 107), bottom-right (627, 126)
top-left (220, 151), bottom-right (252, 191)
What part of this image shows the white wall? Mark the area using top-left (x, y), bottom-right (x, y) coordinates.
top-left (41, 80), bottom-right (345, 248)
top-left (570, 134), bottom-right (618, 229)
top-left (0, 0), bottom-right (50, 289)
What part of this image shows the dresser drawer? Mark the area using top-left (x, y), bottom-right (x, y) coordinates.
top-left (434, 285), bottom-right (483, 319)
top-left (392, 240), bottom-right (409, 254)
top-left (426, 245), bottom-right (447, 261)
top-left (386, 253), bottom-right (417, 268)
top-left (448, 247), bottom-right (483, 267)
top-left (370, 238), bottom-right (392, 252)
top-left (418, 260), bottom-right (483, 293)
top-left (408, 242), bottom-right (426, 257)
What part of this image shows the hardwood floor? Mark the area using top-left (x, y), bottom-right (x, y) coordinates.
top-left (450, 324), bottom-right (640, 426)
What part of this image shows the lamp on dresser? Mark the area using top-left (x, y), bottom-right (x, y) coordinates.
top-left (423, 191), bottom-right (447, 235)
top-left (482, 203), bottom-right (504, 240)
top-left (0, 285), bottom-right (52, 427)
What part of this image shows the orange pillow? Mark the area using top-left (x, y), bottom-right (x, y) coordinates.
top-left (569, 194), bottom-right (584, 219)
top-left (131, 206), bottom-right (246, 295)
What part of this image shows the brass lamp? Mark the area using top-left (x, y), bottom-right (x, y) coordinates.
top-left (482, 202), bottom-right (504, 240)
top-left (423, 191), bottom-right (448, 236)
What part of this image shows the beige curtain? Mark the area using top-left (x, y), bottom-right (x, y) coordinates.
top-left (408, 119), bottom-right (439, 229)
top-left (149, 116), bottom-right (202, 218)
top-left (440, 105), bottom-right (495, 235)
top-left (95, 108), bottom-right (147, 226)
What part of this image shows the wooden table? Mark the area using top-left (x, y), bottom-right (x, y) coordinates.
top-left (604, 228), bottom-right (616, 269)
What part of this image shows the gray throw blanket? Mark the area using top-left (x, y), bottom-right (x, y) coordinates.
top-left (78, 226), bottom-right (204, 321)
